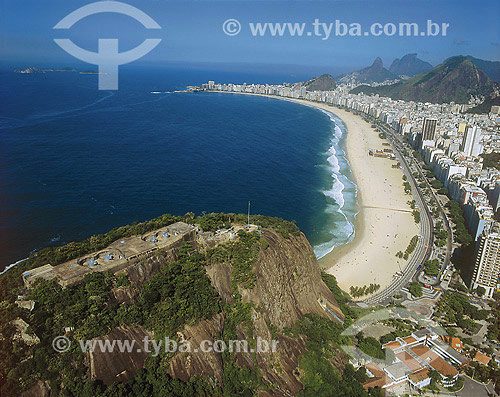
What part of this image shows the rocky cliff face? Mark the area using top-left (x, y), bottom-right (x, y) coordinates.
top-left (86, 325), bottom-right (153, 386)
top-left (86, 227), bottom-right (344, 395)
top-left (164, 228), bottom-right (344, 395)
top-left (241, 228), bottom-right (343, 328)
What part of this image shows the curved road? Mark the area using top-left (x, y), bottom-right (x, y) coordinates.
top-left (361, 117), bottom-right (434, 306)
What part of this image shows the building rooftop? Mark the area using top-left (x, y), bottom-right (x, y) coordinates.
top-left (428, 356), bottom-right (459, 378)
top-left (432, 337), bottom-right (469, 366)
top-left (24, 222), bottom-right (196, 287)
top-left (23, 264), bottom-right (57, 287)
top-left (439, 335), bottom-right (464, 352)
top-left (408, 368), bottom-right (430, 384)
top-left (474, 351), bottom-right (492, 366)
top-left (385, 361), bottom-right (412, 381)
top-left (383, 341), bottom-right (402, 350)
top-left (401, 336), bottom-right (417, 345)
top-left (395, 351), bottom-right (423, 372)
top-left (410, 344), bottom-right (440, 363)
top-left (412, 328), bottom-right (433, 339)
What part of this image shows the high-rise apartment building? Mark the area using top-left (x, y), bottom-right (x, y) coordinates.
top-left (422, 118), bottom-right (437, 141)
top-left (471, 229), bottom-right (500, 299)
top-left (460, 126), bottom-right (484, 157)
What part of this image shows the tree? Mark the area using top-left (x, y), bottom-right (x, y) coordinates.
top-left (409, 282), bottom-right (423, 298)
top-left (476, 286), bottom-right (486, 297)
top-left (424, 259), bottom-right (440, 276)
top-left (428, 369), bottom-right (441, 385)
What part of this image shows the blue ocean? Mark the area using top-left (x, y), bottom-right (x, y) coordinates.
top-left (0, 65), bottom-right (357, 271)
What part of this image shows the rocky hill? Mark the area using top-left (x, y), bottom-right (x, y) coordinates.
top-left (0, 213), bottom-right (370, 397)
top-left (337, 57), bottom-right (399, 84)
top-left (465, 55), bottom-right (500, 83)
top-left (351, 56), bottom-right (500, 104)
top-left (302, 73), bottom-right (336, 91)
top-left (389, 53), bottom-right (433, 77)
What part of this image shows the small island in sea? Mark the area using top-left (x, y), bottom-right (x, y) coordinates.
top-left (14, 66), bottom-right (77, 74)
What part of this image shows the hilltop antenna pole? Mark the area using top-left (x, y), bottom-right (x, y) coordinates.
top-left (247, 201), bottom-right (250, 227)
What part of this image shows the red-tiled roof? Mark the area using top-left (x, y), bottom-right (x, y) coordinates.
top-left (428, 356), bottom-right (459, 378)
top-left (410, 344), bottom-right (438, 361)
top-left (365, 362), bottom-right (385, 378)
top-left (395, 351), bottom-right (422, 372)
top-left (408, 368), bottom-right (430, 384)
top-left (383, 341), bottom-right (402, 350)
top-left (363, 376), bottom-right (387, 391)
top-left (439, 335), bottom-right (464, 351)
top-left (474, 351), bottom-right (491, 366)
top-left (402, 336), bottom-right (417, 344)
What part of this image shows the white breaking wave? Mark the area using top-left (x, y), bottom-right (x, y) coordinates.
top-left (327, 145), bottom-right (340, 173)
top-left (312, 109), bottom-right (358, 259)
top-left (324, 173), bottom-right (345, 209)
top-left (0, 258), bottom-right (28, 275)
top-left (314, 213), bottom-right (355, 259)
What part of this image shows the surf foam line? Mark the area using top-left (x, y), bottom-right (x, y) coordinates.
top-left (209, 93), bottom-right (360, 260)
top-left (312, 109), bottom-right (358, 259)
top-left (0, 258), bottom-right (28, 275)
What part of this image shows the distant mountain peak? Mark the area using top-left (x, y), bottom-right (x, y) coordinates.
top-left (351, 55), bottom-right (500, 104)
top-left (337, 57), bottom-right (398, 84)
top-left (372, 57), bottom-right (383, 69)
top-left (389, 53), bottom-right (433, 77)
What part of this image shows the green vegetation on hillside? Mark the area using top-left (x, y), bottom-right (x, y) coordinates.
top-left (321, 271), bottom-right (356, 322)
top-left (287, 314), bottom-right (380, 397)
top-left (0, 212), bottom-right (371, 396)
top-left (0, 213), bottom-right (299, 304)
top-left (206, 229), bottom-right (263, 289)
top-left (351, 56), bottom-right (499, 104)
top-left (1, 241), bottom-right (223, 395)
top-left (467, 96), bottom-right (500, 114)
top-left (356, 332), bottom-right (384, 360)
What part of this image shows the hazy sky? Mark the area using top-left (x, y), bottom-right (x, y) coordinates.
top-left (1, 0), bottom-right (499, 73)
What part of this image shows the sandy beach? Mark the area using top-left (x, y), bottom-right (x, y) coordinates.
top-left (290, 100), bottom-right (418, 296)
top-left (216, 92), bottom-right (419, 298)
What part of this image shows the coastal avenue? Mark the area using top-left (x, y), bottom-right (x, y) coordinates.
top-left (361, 118), bottom-right (434, 306)
top-left (384, 120), bottom-right (454, 279)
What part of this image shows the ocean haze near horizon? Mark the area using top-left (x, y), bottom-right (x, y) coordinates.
top-left (0, 65), bottom-right (356, 270)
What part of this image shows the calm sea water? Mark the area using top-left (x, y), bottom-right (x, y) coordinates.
top-left (0, 65), bottom-right (357, 271)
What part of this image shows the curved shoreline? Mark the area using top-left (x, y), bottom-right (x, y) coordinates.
top-left (210, 91), bottom-right (418, 295)
top-left (312, 109), bottom-right (357, 259)
top-left (4, 90), bottom-right (418, 297)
